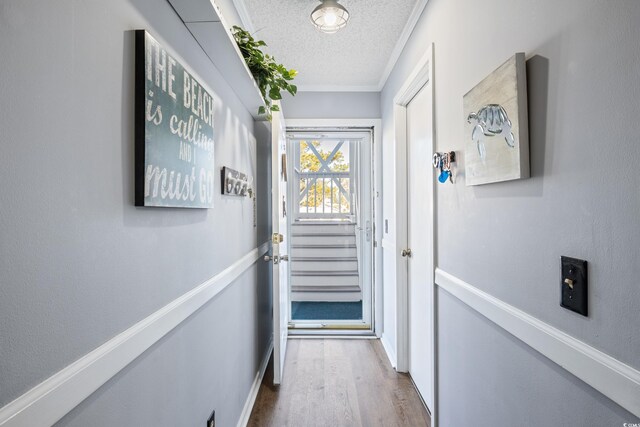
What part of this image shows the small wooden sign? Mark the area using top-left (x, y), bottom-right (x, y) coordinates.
top-left (221, 166), bottom-right (251, 197)
top-left (135, 30), bottom-right (216, 208)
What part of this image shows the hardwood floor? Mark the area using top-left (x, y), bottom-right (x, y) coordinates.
top-left (248, 339), bottom-right (431, 427)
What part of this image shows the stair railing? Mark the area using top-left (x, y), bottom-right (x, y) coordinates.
top-left (297, 171), bottom-right (351, 219)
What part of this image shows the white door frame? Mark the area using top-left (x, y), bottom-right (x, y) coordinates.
top-left (286, 118), bottom-right (383, 337)
top-left (392, 44), bottom-right (438, 424)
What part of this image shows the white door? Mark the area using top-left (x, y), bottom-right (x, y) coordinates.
top-left (271, 106), bottom-right (289, 385)
top-left (406, 83), bottom-right (434, 408)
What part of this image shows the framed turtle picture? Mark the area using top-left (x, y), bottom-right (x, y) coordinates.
top-left (463, 53), bottom-right (530, 186)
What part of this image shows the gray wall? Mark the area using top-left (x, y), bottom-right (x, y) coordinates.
top-left (0, 0), bottom-right (272, 426)
top-left (282, 91), bottom-right (381, 119)
top-left (381, 0), bottom-right (640, 424)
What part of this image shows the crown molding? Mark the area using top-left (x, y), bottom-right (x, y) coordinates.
top-left (377, 0), bottom-right (429, 91)
top-left (231, 0), bottom-right (255, 33)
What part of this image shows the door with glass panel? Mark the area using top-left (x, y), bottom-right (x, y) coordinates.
top-left (286, 130), bottom-right (373, 332)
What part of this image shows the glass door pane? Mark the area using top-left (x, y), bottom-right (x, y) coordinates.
top-left (286, 130), bottom-right (374, 332)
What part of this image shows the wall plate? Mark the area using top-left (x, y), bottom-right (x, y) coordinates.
top-left (560, 256), bottom-right (588, 316)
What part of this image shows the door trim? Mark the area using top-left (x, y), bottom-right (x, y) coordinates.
top-left (392, 44), bottom-right (438, 425)
top-left (286, 118), bottom-right (382, 337)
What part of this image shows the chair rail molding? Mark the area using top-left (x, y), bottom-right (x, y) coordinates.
top-left (435, 268), bottom-right (640, 419)
top-left (0, 242), bottom-right (270, 427)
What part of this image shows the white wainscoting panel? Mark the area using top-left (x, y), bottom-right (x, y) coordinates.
top-left (0, 242), bottom-right (270, 427)
top-left (435, 268), bottom-right (640, 418)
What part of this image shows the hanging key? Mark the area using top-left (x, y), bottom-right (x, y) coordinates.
top-left (444, 152), bottom-right (453, 184)
top-left (432, 153), bottom-right (442, 169)
top-left (438, 169), bottom-right (450, 183)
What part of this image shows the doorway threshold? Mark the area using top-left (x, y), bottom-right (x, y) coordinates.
top-left (288, 323), bottom-right (374, 337)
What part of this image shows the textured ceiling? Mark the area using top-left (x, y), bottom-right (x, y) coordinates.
top-left (238, 0), bottom-right (421, 90)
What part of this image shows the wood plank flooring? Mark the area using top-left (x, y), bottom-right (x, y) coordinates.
top-left (248, 339), bottom-right (431, 427)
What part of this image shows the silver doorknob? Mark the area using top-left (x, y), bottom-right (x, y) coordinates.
top-left (264, 255), bottom-right (282, 264)
top-left (401, 248), bottom-right (412, 258)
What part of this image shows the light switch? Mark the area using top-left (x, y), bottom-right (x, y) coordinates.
top-left (560, 256), bottom-right (588, 316)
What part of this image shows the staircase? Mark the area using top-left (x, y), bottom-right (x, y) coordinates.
top-left (290, 221), bottom-right (361, 302)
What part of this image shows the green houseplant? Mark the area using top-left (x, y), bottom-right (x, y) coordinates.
top-left (232, 26), bottom-right (297, 120)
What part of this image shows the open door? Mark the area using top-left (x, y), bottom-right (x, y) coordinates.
top-left (269, 105), bottom-right (289, 385)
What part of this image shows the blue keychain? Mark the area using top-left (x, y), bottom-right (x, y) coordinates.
top-left (434, 152), bottom-right (454, 184)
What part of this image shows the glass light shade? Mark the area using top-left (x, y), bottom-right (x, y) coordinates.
top-left (310, 0), bottom-right (350, 34)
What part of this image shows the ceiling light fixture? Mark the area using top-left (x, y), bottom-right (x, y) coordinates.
top-left (310, 0), bottom-right (350, 34)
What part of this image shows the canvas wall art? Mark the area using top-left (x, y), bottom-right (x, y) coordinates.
top-left (135, 30), bottom-right (216, 208)
top-left (463, 53), bottom-right (530, 186)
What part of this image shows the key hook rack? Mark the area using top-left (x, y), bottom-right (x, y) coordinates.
top-left (221, 166), bottom-right (254, 197)
top-left (433, 151), bottom-right (456, 184)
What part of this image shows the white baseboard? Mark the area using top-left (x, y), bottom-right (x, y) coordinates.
top-left (0, 242), bottom-right (270, 427)
top-left (236, 339), bottom-right (273, 427)
top-left (435, 268), bottom-right (640, 419)
top-left (380, 333), bottom-right (397, 369)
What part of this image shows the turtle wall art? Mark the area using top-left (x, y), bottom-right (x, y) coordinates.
top-left (463, 53), bottom-right (530, 185)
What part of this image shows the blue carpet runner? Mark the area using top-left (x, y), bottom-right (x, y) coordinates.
top-left (291, 301), bottom-right (362, 320)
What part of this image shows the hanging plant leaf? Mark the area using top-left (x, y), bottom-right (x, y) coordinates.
top-left (286, 84), bottom-right (298, 97)
top-left (232, 26), bottom-right (298, 121)
top-left (269, 86), bottom-right (282, 100)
